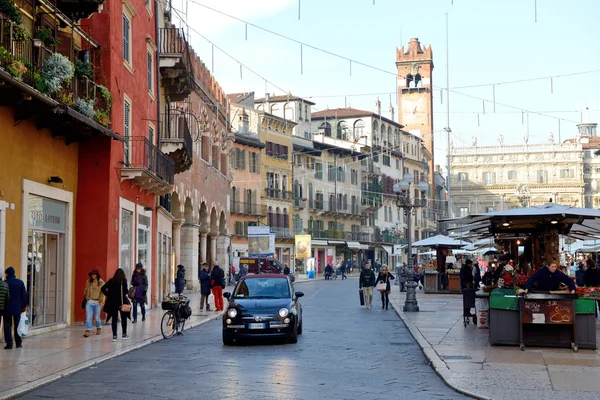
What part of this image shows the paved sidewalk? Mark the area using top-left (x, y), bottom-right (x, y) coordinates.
top-left (389, 289), bottom-right (600, 400)
top-left (0, 275), bottom-right (314, 399)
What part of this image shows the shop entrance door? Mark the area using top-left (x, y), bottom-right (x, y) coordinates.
top-left (27, 231), bottom-right (61, 328)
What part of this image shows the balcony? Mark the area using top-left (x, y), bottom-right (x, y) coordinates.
top-left (121, 136), bottom-right (175, 195)
top-left (55, 0), bottom-right (104, 20)
top-left (160, 111), bottom-right (193, 173)
top-left (309, 229), bottom-right (345, 240)
top-left (361, 163), bottom-right (381, 176)
top-left (346, 231), bottom-right (370, 242)
top-left (230, 201), bottom-right (267, 217)
top-left (158, 28), bottom-right (194, 102)
top-left (0, 20), bottom-right (117, 143)
top-left (294, 198), bottom-right (306, 209)
top-left (271, 226), bottom-right (293, 239)
top-left (264, 188), bottom-right (293, 201)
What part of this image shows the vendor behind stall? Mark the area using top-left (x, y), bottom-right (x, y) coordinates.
top-left (524, 262), bottom-right (576, 293)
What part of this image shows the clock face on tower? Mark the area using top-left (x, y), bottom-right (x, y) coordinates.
top-left (401, 96), bottom-right (427, 127)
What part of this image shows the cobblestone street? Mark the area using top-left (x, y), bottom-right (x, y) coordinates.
top-left (19, 279), bottom-right (464, 400)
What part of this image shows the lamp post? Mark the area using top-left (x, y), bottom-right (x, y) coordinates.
top-left (394, 173), bottom-right (429, 312)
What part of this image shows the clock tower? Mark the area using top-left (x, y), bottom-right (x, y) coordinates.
top-left (396, 38), bottom-right (435, 200)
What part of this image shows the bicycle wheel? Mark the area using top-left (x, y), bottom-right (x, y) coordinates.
top-left (176, 317), bottom-right (186, 334)
top-left (161, 311), bottom-right (176, 339)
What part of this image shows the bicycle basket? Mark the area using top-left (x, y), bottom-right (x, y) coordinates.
top-left (161, 300), bottom-right (179, 311)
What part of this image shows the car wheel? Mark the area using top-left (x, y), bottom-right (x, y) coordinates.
top-left (222, 331), bottom-right (234, 346)
top-left (288, 324), bottom-right (298, 343)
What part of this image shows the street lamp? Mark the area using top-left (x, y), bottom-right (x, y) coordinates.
top-left (394, 173), bottom-right (429, 312)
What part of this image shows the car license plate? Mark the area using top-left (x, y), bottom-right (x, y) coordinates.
top-left (248, 323), bottom-right (266, 329)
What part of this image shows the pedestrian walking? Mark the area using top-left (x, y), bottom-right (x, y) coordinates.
top-left (375, 265), bottom-right (395, 310)
top-left (101, 268), bottom-right (131, 342)
top-left (199, 263), bottom-right (211, 311)
top-left (3, 267), bottom-right (27, 349)
top-left (472, 262), bottom-right (482, 289)
top-left (359, 263), bottom-right (376, 310)
top-left (83, 269), bottom-right (105, 337)
top-left (324, 263), bottom-right (333, 280)
top-left (398, 265), bottom-right (407, 292)
top-left (175, 264), bottom-right (186, 295)
top-left (0, 269), bottom-right (10, 317)
top-left (283, 264), bottom-right (291, 276)
top-left (131, 263), bottom-right (148, 323)
top-left (211, 264), bottom-right (225, 312)
top-left (340, 262), bottom-right (347, 280)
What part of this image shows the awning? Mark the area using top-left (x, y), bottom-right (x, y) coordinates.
top-left (328, 240), bottom-right (346, 245)
top-left (347, 241), bottom-right (369, 250)
top-left (381, 245), bottom-right (393, 254)
top-left (311, 240), bottom-right (328, 246)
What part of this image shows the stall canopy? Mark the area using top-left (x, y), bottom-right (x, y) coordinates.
top-left (443, 202), bottom-right (600, 240)
top-left (347, 241), bottom-right (368, 250)
top-left (381, 245), bottom-right (393, 254)
top-left (412, 234), bottom-right (470, 249)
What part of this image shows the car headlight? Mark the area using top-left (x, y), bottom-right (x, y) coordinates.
top-left (278, 308), bottom-right (289, 317)
top-left (227, 308), bottom-right (238, 318)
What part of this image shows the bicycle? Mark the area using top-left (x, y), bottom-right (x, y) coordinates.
top-left (160, 294), bottom-right (191, 339)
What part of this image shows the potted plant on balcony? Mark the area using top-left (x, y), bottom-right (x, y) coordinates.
top-left (74, 97), bottom-right (95, 118)
top-left (40, 52), bottom-right (74, 94)
top-left (34, 26), bottom-right (60, 48)
top-left (13, 24), bottom-right (29, 42)
top-left (0, 0), bottom-right (23, 24)
top-left (74, 58), bottom-right (94, 79)
top-left (0, 46), bottom-right (26, 80)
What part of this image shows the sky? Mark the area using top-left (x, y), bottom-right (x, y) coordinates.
top-left (170, 0), bottom-right (600, 170)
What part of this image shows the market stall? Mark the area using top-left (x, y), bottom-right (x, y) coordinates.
top-left (411, 235), bottom-right (469, 294)
top-left (445, 202), bottom-right (600, 351)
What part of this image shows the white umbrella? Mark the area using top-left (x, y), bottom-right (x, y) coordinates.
top-left (412, 234), bottom-right (470, 249)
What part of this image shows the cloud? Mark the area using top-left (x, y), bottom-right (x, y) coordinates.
top-left (182, 0), bottom-right (295, 37)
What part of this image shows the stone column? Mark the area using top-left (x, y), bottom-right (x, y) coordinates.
top-left (210, 236), bottom-right (217, 267)
top-left (180, 224), bottom-right (200, 291)
top-left (172, 219), bottom-right (184, 267)
top-left (199, 227), bottom-right (210, 266)
top-left (216, 234), bottom-right (231, 271)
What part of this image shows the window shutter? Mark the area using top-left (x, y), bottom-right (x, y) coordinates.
top-left (122, 15), bottom-right (130, 62)
top-left (241, 150), bottom-right (246, 170)
top-left (147, 51), bottom-right (152, 91)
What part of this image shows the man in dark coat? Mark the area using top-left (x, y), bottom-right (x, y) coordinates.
top-left (210, 265), bottom-right (225, 312)
top-left (3, 267), bottom-right (27, 349)
top-left (175, 265), bottom-right (186, 295)
top-left (460, 259), bottom-right (474, 291)
top-left (199, 263), bottom-right (211, 311)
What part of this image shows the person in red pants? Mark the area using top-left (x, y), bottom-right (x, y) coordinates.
top-left (210, 264), bottom-right (226, 311)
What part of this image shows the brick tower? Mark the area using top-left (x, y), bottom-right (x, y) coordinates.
top-left (396, 38), bottom-right (435, 201)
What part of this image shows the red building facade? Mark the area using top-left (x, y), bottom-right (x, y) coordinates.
top-left (74, 0), bottom-right (172, 321)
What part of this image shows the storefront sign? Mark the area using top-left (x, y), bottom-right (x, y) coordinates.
top-left (294, 234), bottom-right (311, 259)
top-left (28, 195), bottom-right (66, 232)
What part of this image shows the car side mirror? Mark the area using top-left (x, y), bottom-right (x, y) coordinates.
top-left (295, 291), bottom-right (304, 298)
top-left (223, 292), bottom-right (231, 299)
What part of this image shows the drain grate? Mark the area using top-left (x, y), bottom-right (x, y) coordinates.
top-left (440, 355), bottom-right (472, 360)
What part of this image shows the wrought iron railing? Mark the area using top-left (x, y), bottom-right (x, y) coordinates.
top-left (230, 201), bottom-right (267, 216)
top-left (124, 136), bottom-right (175, 185)
top-left (161, 111), bottom-right (193, 160)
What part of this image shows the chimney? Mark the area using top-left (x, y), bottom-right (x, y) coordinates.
top-left (389, 105), bottom-right (395, 121)
top-left (239, 109), bottom-right (249, 133)
top-left (375, 98), bottom-right (381, 115)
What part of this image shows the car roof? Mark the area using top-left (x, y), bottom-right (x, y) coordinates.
top-left (243, 274), bottom-right (286, 279)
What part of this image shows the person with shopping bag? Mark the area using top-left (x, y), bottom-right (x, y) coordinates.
top-left (375, 265), bottom-right (395, 310)
top-left (101, 268), bottom-right (131, 342)
top-left (3, 267), bottom-right (27, 349)
top-left (359, 263), bottom-right (376, 310)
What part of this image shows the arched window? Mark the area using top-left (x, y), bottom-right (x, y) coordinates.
top-left (319, 122), bottom-right (332, 136)
top-left (415, 73), bottom-right (422, 87)
top-left (406, 74), bottom-right (414, 88)
top-left (353, 119), bottom-right (365, 140)
top-left (283, 208), bottom-right (289, 228)
top-left (293, 214), bottom-right (302, 232)
top-left (267, 206), bottom-right (273, 227)
top-left (284, 102), bottom-right (295, 120)
top-left (231, 186), bottom-right (238, 212)
top-left (387, 126), bottom-right (392, 147)
top-left (275, 207), bottom-right (281, 227)
top-left (308, 216), bottom-right (314, 231)
top-left (308, 183), bottom-right (314, 208)
top-left (270, 103), bottom-right (281, 117)
top-left (337, 120), bottom-right (349, 140)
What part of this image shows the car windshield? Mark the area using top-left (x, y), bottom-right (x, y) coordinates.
top-left (233, 278), bottom-right (290, 299)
